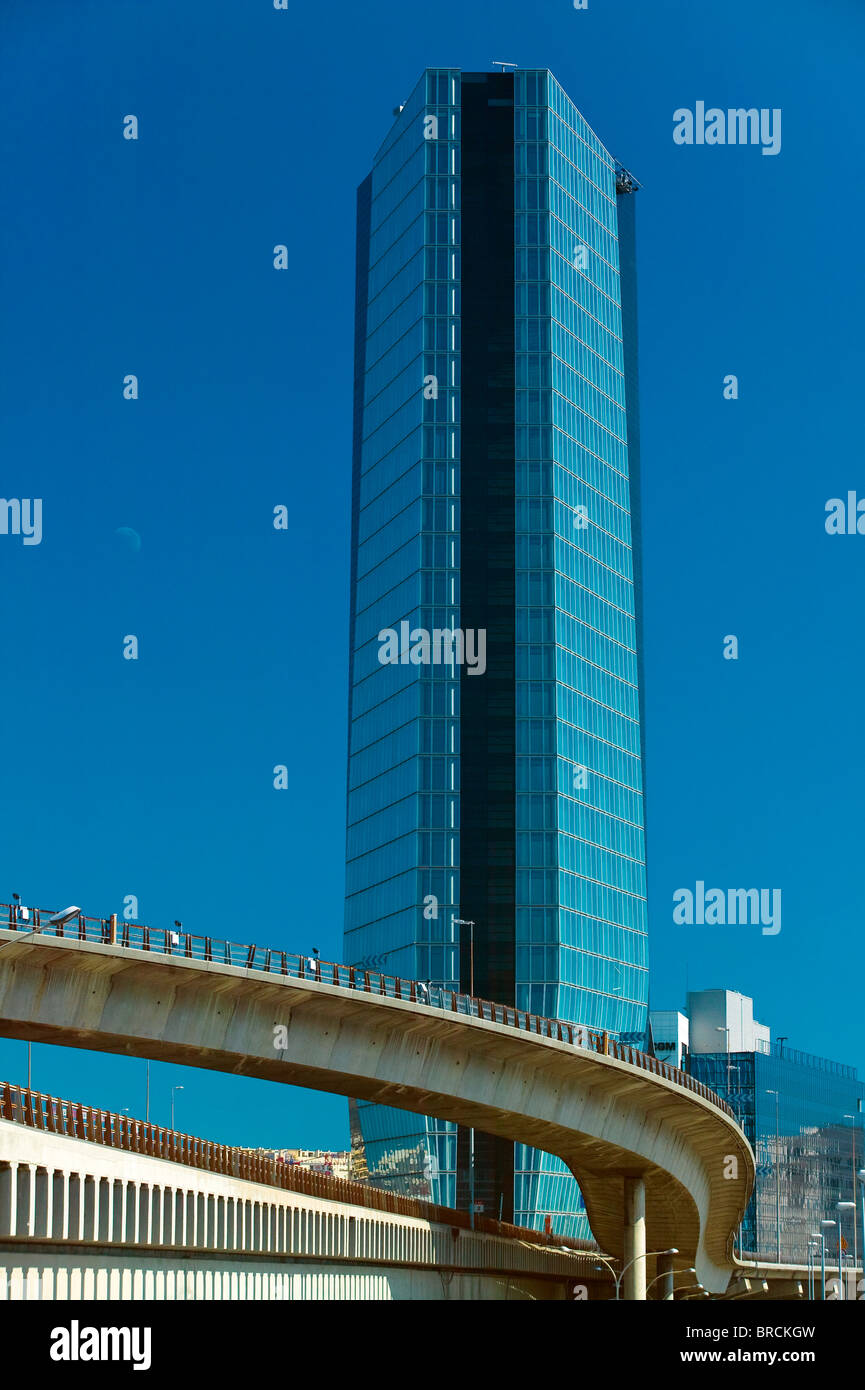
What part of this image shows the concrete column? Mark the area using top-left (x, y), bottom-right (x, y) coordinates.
top-left (97, 1177), bottom-right (111, 1241)
top-left (68, 1173), bottom-right (83, 1240)
top-left (623, 1175), bottom-right (647, 1301)
top-left (0, 1163), bottom-right (18, 1236)
top-left (34, 1168), bottom-right (50, 1236)
top-left (52, 1171), bottom-right (67, 1239)
top-left (151, 1185), bottom-right (163, 1244)
top-left (167, 1186), bottom-right (176, 1246)
top-left (656, 1251), bottom-right (675, 1301)
top-left (83, 1175), bottom-right (97, 1240)
top-left (24, 1163), bottom-right (36, 1237)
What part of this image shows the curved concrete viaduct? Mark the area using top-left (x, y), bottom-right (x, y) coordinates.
top-left (0, 928), bottom-right (754, 1295)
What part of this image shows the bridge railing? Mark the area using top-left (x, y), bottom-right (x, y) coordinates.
top-left (0, 1081), bottom-right (598, 1254)
top-left (0, 901), bottom-right (734, 1121)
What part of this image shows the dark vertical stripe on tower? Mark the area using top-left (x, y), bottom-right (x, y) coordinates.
top-left (616, 184), bottom-right (648, 872)
top-left (457, 72), bottom-right (516, 1223)
top-left (345, 174), bottom-right (373, 844)
top-left (344, 174), bottom-right (373, 1132)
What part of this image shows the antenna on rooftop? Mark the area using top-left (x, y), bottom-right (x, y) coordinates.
top-left (492, 60), bottom-right (518, 72)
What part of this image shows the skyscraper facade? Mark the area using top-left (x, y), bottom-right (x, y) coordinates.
top-left (345, 67), bottom-right (647, 1237)
top-left (689, 1045), bottom-right (865, 1266)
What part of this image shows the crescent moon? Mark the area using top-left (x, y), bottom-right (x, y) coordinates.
top-left (115, 526), bottom-right (142, 553)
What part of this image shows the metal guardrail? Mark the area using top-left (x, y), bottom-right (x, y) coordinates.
top-left (0, 900), bottom-right (735, 1121)
top-left (0, 1081), bottom-right (597, 1254)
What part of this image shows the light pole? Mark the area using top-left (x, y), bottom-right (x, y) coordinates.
top-left (766, 1089), bottom-right (781, 1262)
top-left (817, 1234), bottom-right (828, 1295)
top-left (808, 1237), bottom-right (824, 1300)
top-left (838, 1201), bottom-right (855, 1302)
top-left (0, 917), bottom-right (40, 1092)
top-left (844, 1115), bottom-right (859, 1289)
top-left (821, 1219), bottom-right (836, 1300)
top-left (145, 1062), bottom-right (150, 1123)
top-left (453, 919), bottom-right (475, 998)
top-left (716, 1026), bottom-right (731, 1102)
top-left (2, 905), bottom-right (80, 1093)
top-left (645, 1265), bottom-right (695, 1301)
top-left (614, 1247), bottom-right (678, 1301)
top-left (170, 1085), bottom-right (184, 1130)
top-left (454, 918), bottom-right (476, 1228)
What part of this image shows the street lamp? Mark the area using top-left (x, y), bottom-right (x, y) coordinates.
top-left (645, 1264), bottom-right (695, 1300)
top-left (614, 1247), bottom-right (678, 1301)
top-left (820, 1220), bottom-right (836, 1300)
top-left (844, 1114), bottom-right (860, 1290)
top-left (170, 1085), bottom-right (184, 1130)
top-left (837, 1201), bottom-right (855, 1302)
top-left (453, 919), bottom-right (475, 997)
top-left (453, 917), bottom-right (476, 1230)
top-left (766, 1089), bottom-right (781, 1262)
top-left (812, 1230), bottom-right (826, 1301)
top-left (0, 910), bottom-right (50, 1093)
top-left (590, 1254), bottom-right (620, 1298)
top-left (716, 1026), bottom-right (731, 1101)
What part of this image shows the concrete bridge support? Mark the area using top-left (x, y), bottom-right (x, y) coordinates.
top-left (655, 1251), bottom-right (675, 1300)
top-left (623, 1176), bottom-right (646, 1301)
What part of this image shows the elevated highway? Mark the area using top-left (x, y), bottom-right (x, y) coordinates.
top-left (0, 905), bottom-right (755, 1296)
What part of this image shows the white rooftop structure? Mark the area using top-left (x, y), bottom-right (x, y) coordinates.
top-left (686, 989), bottom-right (771, 1055)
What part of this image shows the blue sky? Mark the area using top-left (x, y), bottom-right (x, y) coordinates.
top-left (1, 0), bottom-right (863, 1149)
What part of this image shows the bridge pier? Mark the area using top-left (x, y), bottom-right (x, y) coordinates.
top-left (655, 1251), bottom-right (675, 1300)
top-left (623, 1176), bottom-right (646, 1301)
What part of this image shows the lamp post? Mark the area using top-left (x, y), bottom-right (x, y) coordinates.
top-left (837, 1201), bottom-right (855, 1302)
top-left (645, 1265), bottom-right (695, 1301)
top-left (170, 1085), bottom-right (184, 1131)
top-left (0, 917), bottom-right (39, 1090)
top-left (844, 1114), bottom-right (859, 1290)
top-left (614, 1247), bottom-right (678, 1301)
top-left (821, 1220), bottom-right (836, 1300)
top-left (811, 1232), bottom-right (825, 1301)
top-left (454, 918), bottom-right (476, 1228)
top-left (807, 1238), bottom-right (823, 1300)
top-left (766, 1089), bottom-right (781, 1262)
top-left (716, 1026), bottom-right (731, 1102)
top-left (453, 919), bottom-right (475, 998)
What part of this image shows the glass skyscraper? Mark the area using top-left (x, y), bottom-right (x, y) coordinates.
top-left (345, 68), bottom-right (647, 1237)
top-left (689, 1045), bottom-right (865, 1266)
